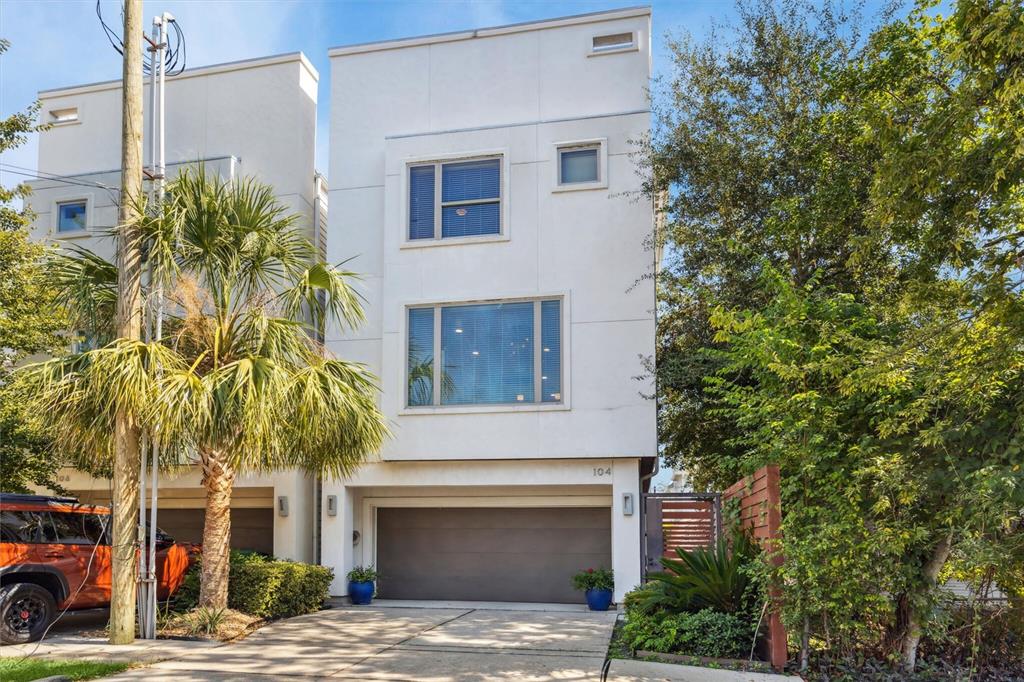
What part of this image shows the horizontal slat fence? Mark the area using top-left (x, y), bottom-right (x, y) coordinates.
top-left (723, 465), bottom-right (786, 672)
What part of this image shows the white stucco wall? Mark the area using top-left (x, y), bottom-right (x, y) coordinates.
top-left (326, 8), bottom-right (656, 463)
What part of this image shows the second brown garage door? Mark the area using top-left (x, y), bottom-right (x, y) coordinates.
top-left (375, 507), bottom-right (611, 603)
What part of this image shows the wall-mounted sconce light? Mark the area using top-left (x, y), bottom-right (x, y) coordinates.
top-left (622, 493), bottom-right (634, 516)
top-left (277, 495), bottom-right (289, 517)
top-left (326, 495), bottom-right (338, 517)
top-left (352, 530), bottom-right (361, 545)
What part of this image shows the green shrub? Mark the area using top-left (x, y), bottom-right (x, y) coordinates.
top-left (628, 529), bottom-right (760, 616)
top-left (621, 608), bottom-right (753, 659)
top-left (174, 550), bottom-right (333, 619)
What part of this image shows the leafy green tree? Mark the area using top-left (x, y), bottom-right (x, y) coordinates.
top-left (641, 0), bottom-right (894, 490)
top-left (0, 38), bottom-right (68, 493)
top-left (646, 0), bottom-right (1024, 671)
top-left (22, 170), bottom-right (389, 608)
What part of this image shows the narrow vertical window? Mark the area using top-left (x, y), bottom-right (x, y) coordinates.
top-left (408, 165), bottom-right (436, 240)
top-left (407, 307), bottom-right (435, 406)
top-left (540, 300), bottom-right (562, 402)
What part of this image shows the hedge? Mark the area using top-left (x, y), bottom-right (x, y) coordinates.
top-left (175, 550), bottom-right (333, 619)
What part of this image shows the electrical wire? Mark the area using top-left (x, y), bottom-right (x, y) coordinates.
top-left (95, 0), bottom-right (186, 77)
top-left (0, 164), bottom-right (122, 203)
top-left (14, 513), bottom-right (109, 662)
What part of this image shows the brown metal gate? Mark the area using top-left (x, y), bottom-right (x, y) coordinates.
top-left (642, 493), bottom-right (721, 573)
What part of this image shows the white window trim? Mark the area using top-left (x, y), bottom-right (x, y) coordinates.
top-left (587, 30), bottom-right (641, 57)
top-left (552, 138), bottom-right (608, 193)
top-left (51, 193), bottom-right (94, 238)
top-left (47, 104), bottom-right (81, 128)
top-left (400, 149), bottom-right (511, 249)
top-left (398, 291), bottom-right (571, 415)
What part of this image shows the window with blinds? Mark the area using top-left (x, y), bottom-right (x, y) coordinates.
top-left (408, 157), bottom-right (501, 240)
top-left (407, 298), bottom-right (562, 407)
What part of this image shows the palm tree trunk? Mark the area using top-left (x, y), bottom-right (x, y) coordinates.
top-left (199, 450), bottom-right (235, 609)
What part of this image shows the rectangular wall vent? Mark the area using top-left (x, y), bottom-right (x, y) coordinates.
top-left (592, 32), bottom-right (635, 53)
top-left (49, 107), bottom-right (79, 124)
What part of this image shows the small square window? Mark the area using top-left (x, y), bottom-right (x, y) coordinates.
top-left (559, 147), bottom-right (599, 185)
top-left (57, 201), bottom-right (86, 232)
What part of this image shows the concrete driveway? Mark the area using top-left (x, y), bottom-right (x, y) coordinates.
top-left (105, 602), bottom-right (618, 681)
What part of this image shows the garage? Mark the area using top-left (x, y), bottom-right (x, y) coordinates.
top-left (70, 486), bottom-right (275, 556)
top-left (375, 507), bottom-right (611, 603)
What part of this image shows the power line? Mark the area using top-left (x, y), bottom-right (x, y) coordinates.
top-left (95, 0), bottom-right (186, 76)
top-left (0, 163), bottom-right (123, 202)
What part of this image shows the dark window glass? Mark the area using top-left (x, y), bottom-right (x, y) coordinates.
top-left (0, 510), bottom-right (45, 544)
top-left (47, 512), bottom-right (109, 545)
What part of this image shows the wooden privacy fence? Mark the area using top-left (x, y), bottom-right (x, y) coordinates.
top-left (642, 493), bottom-right (721, 573)
top-left (642, 465), bottom-right (786, 672)
top-left (723, 465), bottom-right (785, 672)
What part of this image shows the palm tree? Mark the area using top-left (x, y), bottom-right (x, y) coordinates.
top-left (23, 169), bottom-right (389, 608)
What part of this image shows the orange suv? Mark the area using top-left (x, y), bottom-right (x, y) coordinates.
top-left (0, 493), bottom-right (197, 643)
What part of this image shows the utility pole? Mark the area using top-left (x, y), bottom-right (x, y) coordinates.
top-left (110, 0), bottom-right (144, 645)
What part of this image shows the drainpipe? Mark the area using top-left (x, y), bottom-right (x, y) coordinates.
top-left (640, 455), bottom-right (659, 492)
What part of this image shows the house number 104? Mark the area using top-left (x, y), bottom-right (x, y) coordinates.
top-left (592, 467), bottom-right (612, 477)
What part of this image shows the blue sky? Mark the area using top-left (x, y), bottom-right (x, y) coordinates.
top-left (1, 0), bottom-right (899, 183)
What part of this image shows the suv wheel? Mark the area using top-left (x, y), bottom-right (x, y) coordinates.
top-left (0, 583), bottom-right (57, 644)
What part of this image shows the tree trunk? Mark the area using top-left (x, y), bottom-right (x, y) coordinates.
top-left (199, 451), bottom-right (235, 609)
top-left (109, 0), bottom-right (145, 646)
top-left (901, 532), bottom-right (953, 672)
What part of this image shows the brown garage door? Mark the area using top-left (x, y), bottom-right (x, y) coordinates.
top-left (156, 509), bottom-right (274, 556)
top-left (375, 507), bottom-right (611, 603)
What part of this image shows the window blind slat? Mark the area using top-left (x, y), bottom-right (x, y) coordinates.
top-left (541, 300), bottom-right (562, 402)
top-left (440, 303), bottom-right (533, 405)
top-left (408, 165), bottom-right (435, 240)
top-left (441, 159), bottom-right (500, 202)
top-left (441, 202), bottom-right (500, 238)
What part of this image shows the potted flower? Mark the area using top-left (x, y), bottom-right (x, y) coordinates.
top-left (572, 567), bottom-right (614, 611)
top-left (347, 566), bottom-right (378, 605)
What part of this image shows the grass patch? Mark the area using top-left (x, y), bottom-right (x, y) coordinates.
top-left (0, 658), bottom-right (131, 682)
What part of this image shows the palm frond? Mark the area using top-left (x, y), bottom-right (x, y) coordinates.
top-left (48, 246), bottom-right (117, 343)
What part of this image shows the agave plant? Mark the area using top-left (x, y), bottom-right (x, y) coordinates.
top-left (629, 528), bottom-right (759, 615)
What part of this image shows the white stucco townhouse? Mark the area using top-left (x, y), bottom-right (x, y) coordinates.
top-left (25, 52), bottom-right (324, 563)
top-left (320, 7), bottom-right (656, 603)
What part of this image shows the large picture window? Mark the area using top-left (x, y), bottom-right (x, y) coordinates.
top-left (407, 299), bottom-right (562, 407)
top-left (408, 157), bottom-right (501, 241)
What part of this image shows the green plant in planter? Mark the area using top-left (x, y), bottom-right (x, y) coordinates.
top-left (346, 566), bottom-right (378, 582)
top-left (572, 567), bottom-right (614, 591)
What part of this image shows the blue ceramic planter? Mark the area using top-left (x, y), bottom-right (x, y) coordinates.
top-left (585, 588), bottom-right (613, 611)
top-left (348, 580), bottom-right (374, 605)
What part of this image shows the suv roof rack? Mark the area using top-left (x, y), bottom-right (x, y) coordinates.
top-left (0, 493), bottom-right (81, 505)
